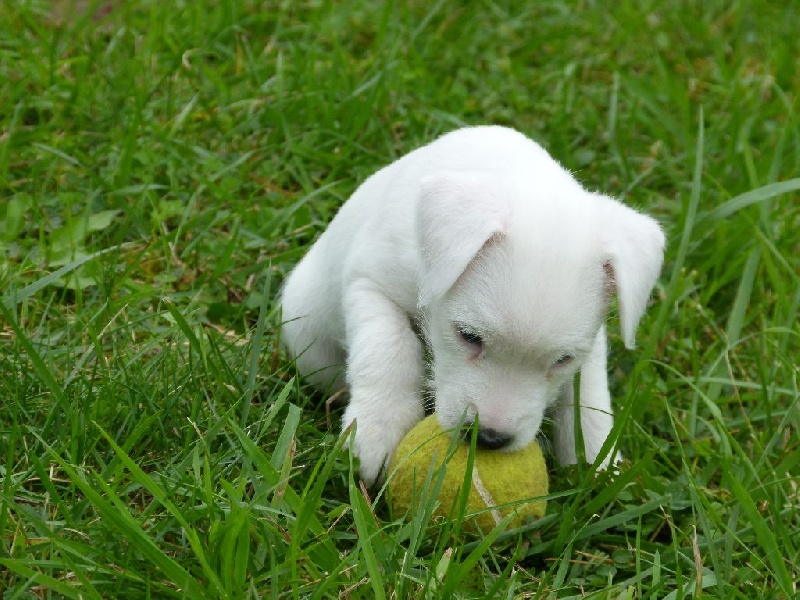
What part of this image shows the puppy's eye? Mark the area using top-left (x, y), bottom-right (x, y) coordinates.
top-left (554, 354), bottom-right (574, 367)
top-left (457, 326), bottom-right (484, 352)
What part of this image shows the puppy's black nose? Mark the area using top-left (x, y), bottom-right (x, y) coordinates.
top-left (463, 423), bottom-right (513, 450)
top-left (476, 428), bottom-right (513, 450)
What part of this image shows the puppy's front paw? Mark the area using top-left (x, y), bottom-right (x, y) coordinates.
top-left (350, 438), bottom-right (392, 488)
top-left (342, 403), bottom-right (421, 487)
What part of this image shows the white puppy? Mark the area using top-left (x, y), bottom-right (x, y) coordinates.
top-left (281, 126), bottom-right (665, 485)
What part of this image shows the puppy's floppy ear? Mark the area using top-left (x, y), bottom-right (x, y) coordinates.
top-left (417, 172), bottom-right (511, 306)
top-left (598, 195), bottom-right (666, 349)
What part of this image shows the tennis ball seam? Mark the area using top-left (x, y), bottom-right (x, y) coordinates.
top-left (471, 467), bottom-right (502, 527)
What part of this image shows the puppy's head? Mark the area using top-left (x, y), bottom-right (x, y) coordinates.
top-left (417, 171), bottom-right (665, 450)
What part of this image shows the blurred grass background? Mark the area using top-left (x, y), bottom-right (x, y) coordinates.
top-left (1, 0), bottom-right (798, 597)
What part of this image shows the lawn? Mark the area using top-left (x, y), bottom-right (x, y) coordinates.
top-left (1, 0), bottom-right (798, 597)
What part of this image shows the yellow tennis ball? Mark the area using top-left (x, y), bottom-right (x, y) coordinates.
top-left (388, 415), bottom-right (548, 533)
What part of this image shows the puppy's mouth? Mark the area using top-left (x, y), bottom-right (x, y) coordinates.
top-left (459, 421), bottom-right (515, 451)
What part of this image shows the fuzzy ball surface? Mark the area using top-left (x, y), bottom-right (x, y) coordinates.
top-left (388, 415), bottom-right (549, 533)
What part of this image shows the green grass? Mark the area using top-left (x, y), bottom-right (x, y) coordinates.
top-left (1, 0), bottom-right (798, 597)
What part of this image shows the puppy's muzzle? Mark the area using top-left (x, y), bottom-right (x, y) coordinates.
top-left (462, 422), bottom-right (513, 450)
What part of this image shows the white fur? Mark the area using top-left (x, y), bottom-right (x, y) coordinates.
top-left (280, 126), bottom-right (665, 485)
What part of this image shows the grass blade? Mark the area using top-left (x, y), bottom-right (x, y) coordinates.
top-left (44, 451), bottom-right (208, 598)
top-left (89, 424), bottom-right (226, 597)
top-left (694, 178), bottom-right (800, 233)
top-left (1, 245), bottom-right (125, 309)
top-left (724, 473), bottom-right (794, 596)
top-left (0, 559), bottom-right (101, 600)
top-left (348, 445), bottom-right (387, 600)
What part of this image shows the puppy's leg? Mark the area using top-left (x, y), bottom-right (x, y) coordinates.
top-left (342, 279), bottom-right (425, 486)
top-left (554, 324), bottom-right (619, 467)
top-left (284, 323), bottom-right (346, 393)
top-left (281, 263), bottom-right (346, 393)
top-left (553, 380), bottom-right (576, 464)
